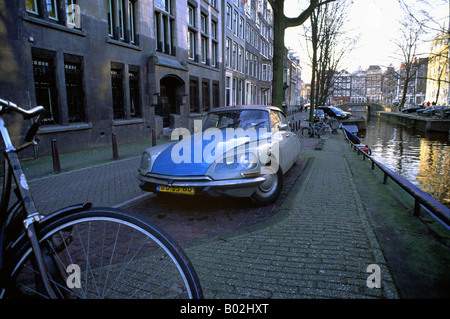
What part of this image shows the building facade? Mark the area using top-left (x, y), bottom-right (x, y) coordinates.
top-left (426, 30), bottom-right (449, 106)
top-left (332, 70), bottom-right (351, 104)
top-left (0, 0), bottom-right (286, 158)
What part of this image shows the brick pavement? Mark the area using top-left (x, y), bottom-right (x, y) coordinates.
top-left (28, 156), bottom-right (145, 214)
top-left (184, 132), bottom-right (399, 299)
top-left (20, 125), bottom-right (400, 299)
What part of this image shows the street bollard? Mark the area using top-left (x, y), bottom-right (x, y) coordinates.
top-left (152, 129), bottom-right (157, 146)
top-left (51, 139), bottom-right (61, 173)
top-left (112, 133), bottom-right (119, 160)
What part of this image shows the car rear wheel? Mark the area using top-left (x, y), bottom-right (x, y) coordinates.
top-left (251, 163), bottom-right (283, 206)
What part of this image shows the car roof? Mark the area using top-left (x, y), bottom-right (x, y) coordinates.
top-left (207, 105), bottom-right (285, 115)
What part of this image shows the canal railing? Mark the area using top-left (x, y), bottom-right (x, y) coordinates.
top-left (342, 128), bottom-right (450, 230)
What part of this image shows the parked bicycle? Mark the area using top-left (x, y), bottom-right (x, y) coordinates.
top-left (323, 116), bottom-right (340, 131)
top-left (300, 120), bottom-right (332, 139)
top-left (0, 99), bottom-right (203, 299)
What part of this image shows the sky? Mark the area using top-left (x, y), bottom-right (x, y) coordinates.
top-left (284, 0), bottom-right (450, 81)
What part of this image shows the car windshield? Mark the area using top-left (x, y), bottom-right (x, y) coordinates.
top-left (203, 110), bottom-right (270, 131)
top-left (329, 107), bottom-right (343, 113)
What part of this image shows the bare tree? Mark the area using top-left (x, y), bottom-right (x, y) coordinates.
top-left (393, 14), bottom-right (424, 109)
top-left (267, 0), bottom-right (334, 109)
top-left (397, 0), bottom-right (449, 105)
top-left (304, 0), bottom-right (355, 121)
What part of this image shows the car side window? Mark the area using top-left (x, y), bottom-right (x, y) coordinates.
top-left (270, 110), bottom-right (288, 132)
top-left (270, 111), bottom-right (281, 132)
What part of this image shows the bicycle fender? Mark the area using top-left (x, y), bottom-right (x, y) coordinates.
top-left (39, 202), bottom-right (93, 225)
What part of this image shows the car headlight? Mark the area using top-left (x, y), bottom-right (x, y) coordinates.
top-left (140, 152), bottom-right (151, 171)
top-left (214, 152), bottom-right (259, 173)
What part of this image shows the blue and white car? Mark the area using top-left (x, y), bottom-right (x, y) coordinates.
top-left (138, 105), bottom-right (301, 206)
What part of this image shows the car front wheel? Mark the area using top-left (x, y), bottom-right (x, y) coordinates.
top-left (251, 165), bottom-right (283, 206)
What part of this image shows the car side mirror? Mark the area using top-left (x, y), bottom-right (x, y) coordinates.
top-left (278, 123), bottom-right (288, 131)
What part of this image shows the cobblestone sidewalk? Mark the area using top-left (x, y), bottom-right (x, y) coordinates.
top-left (185, 132), bottom-right (399, 298)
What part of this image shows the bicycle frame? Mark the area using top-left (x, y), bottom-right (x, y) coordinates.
top-left (0, 116), bottom-right (57, 298)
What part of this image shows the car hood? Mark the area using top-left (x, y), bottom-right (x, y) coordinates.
top-left (150, 129), bottom-right (269, 176)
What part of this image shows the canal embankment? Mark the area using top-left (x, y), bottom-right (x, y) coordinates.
top-left (378, 111), bottom-right (450, 133)
top-left (340, 130), bottom-right (450, 298)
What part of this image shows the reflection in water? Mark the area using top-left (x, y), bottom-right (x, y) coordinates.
top-left (360, 117), bottom-right (450, 207)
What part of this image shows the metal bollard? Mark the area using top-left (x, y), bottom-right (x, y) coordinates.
top-left (51, 139), bottom-right (61, 173)
top-left (152, 129), bottom-right (157, 146)
top-left (112, 133), bottom-right (119, 160)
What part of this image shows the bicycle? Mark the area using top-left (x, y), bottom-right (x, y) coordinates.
top-left (0, 99), bottom-right (203, 299)
top-left (300, 120), bottom-right (332, 139)
top-left (323, 116), bottom-right (340, 131)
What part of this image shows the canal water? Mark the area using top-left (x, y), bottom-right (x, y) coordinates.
top-left (358, 116), bottom-right (450, 208)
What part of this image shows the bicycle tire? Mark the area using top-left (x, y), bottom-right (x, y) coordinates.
top-left (329, 118), bottom-right (339, 130)
top-left (300, 126), bottom-right (312, 138)
top-left (7, 208), bottom-right (203, 299)
top-left (318, 124), bottom-right (331, 139)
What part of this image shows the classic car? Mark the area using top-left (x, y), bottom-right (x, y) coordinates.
top-left (138, 105), bottom-right (301, 206)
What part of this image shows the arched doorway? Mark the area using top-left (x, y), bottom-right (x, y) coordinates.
top-left (157, 75), bottom-right (184, 128)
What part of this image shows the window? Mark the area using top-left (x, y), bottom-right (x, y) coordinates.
top-left (26, 0), bottom-right (38, 14)
top-left (155, 0), bottom-right (172, 13)
top-left (118, 0), bottom-right (125, 39)
top-left (32, 54), bottom-right (60, 124)
top-left (225, 38), bottom-right (231, 68)
top-left (111, 66), bottom-right (125, 119)
top-left (108, 0), bottom-right (114, 36)
top-left (270, 111), bottom-right (282, 132)
top-left (232, 42), bottom-right (237, 70)
top-left (211, 41), bottom-right (218, 67)
top-left (129, 69), bottom-right (141, 118)
top-left (26, 0), bottom-right (82, 28)
top-left (108, 0), bottom-right (138, 45)
top-left (200, 13), bottom-right (207, 34)
top-left (201, 36), bottom-right (207, 64)
top-left (47, 0), bottom-right (58, 20)
top-left (226, 76), bottom-right (231, 106)
top-left (212, 81), bottom-right (220, 108)
top-left (262, 64), bottom-right (268, 81)
top-left (188, 30), bottom-right (196, 60)
top-left (129, 1), bottom-right (136, 43)
top-left (226, 4), bottom-right (231, 29)
top-left (190, 77), bottom-right (199, 112)
top-left (188, 5), bottom-right (195, 26)
top-left (156, 2), bottom-right (175, 55)
top-left (233, 10), bottom-right (238, 35)
top-left (64, 56), bottom-right (86, 123)
top-left (211, 20), bottom-right (217, 39)
top-left (239, 17), bottom-right (244, 39)
top-left (202, 80), bottom-right (210, 111)
top-left (238, 46), bottom-right (243, 72)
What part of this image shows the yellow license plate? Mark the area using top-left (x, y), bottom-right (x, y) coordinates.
top-left (157, 185), bottom-right (195, 195)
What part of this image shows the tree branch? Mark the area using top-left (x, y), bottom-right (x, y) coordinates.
top-left (285, 0), bottom-right (336, 29)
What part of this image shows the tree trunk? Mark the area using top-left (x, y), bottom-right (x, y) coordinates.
top-left (272, 12), bottom-right (286, 109)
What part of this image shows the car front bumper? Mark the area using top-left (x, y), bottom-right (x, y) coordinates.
top-left (138, 173), bottom-right (266, 197)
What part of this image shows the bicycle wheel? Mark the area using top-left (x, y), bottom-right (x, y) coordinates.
top-left (300, 126), bottom-right (312, 138)
top-left (8, 208), bottom-right (203, 299)
top-left (329, 118), bottom-right (340, 130)
top-left (317, 124), bottom-right (331, 139)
